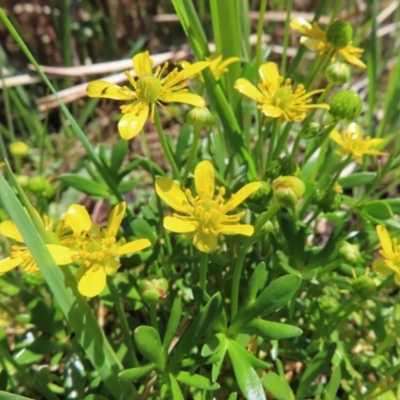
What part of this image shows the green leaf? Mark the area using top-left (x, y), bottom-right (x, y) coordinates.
top-left (117, 180), bottom-right (140, 194)
top-left (262, 372), bottom-right (295, 400)
top-left (361, 200), bottom-right (393, 220)
top-left (384, 199), bottom-right (400, 214)
top-left (227, 339), bottom-right (269, 370)
top-left (118, 363), bottom-right (155, 382)
top-left (134, 326), bottom-right (164, 368)
top-left (170, 293), bottom-right (223, 366)
top-left (163, 297), bottom-right (182, 355)
top-left (58, 174), bottom-right (109, 197)
top-left (244, 262), bottom-right (267, 306)
top-left (227, 340), bottom-right (266, 400)
top-left (296, 343), bottom-right (337, 398)
top-left (111, 138), bottom-right (129, 174)
top-left (323, 362), bottom-right (341, 400)
top-left (338, 172), bottom-right (377, 188)
top-left (211, 333), bottom-right (228, 382)
top-left (229, 275), bottom-right (301, 335)
top-left (129, 218), bottom-right (157, 245)
top-left (169, 374), bottom-right (184, 400)
top-left (202, 334), bottom-right (223, 357)
top-left (240, 320), bottom-right (303, 340)
top-left (175, 371), bottom-right (220, 391)
top-left (0, 392), bottom-right (35, 400)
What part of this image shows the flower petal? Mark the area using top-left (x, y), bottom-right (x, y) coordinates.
top-left (161, 92), bottom-right (205, 107)
top-left (66, 205), bottom-right (92, 233)
top-left (259, 62), bottom-right (280, 85)
top-left (0, 221), bottom-right (24, 242)
top-left (164, 217), bottom-right (196, 233)
top-left (114, 238), bottom-right (152, 256)
top-left (47, 245), bottom-right (74, 265)
top-left (86, 81), bottom-right (135, 100)
top-left (329, 129), bottom-right (344, 146)
top-left (195, 161), bottom-right (215, 199)
top-left (372, 258), bottom-right (393, 276)
top-left (220, 224), bottom-right (254, 236)
top-left (0, 256), bottom-right (22, 275)
top-left (118, 104), bottom-right (149, 140)
top-left (133, 51), bottom-right (153, 78)
top-left (234, 78), bottom-right (264, 102)
top-left (260, 104), bottom-right (282, 118)
top-left (193, 230), bottom-right (217, 253)
top-left (78, 265), bottom-right (107, 298)
top-left (290, 18), bottom-right (313, 35)
top-left (338, 49), bottom-right (366, 69)
top-left (377, 225), bottom-right (394, 257)
top-left (155, 178), bottom-right (189, 214)
top-left (107, 202), bottom-right (126, 237)
top-left (226, 182), bottom-right (261, 212)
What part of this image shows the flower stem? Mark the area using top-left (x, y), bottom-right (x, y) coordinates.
top-left (154, 108), bottom-right (180, 180)
top-left (231, 202), bottom-right (281, 321)
top-left (107, 277), bottom-right (138, 368)
top-left (181, 126), bottom-right (201, 188)
top-left (199, 252), bottom-right (208, 292)
top-left (281, 0), bottom-right (294, 75)
top-left (149, 302), bottom-right (159, 331)
top-left (256, 0), bottom-right (268, 67)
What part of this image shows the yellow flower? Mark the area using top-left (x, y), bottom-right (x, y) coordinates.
top-left (181, 53), bottom-right (240, 81)
top-left (155, 160), bottom-right (261, 253)
top-left (86, 51), bottom-right (209, 140)
top-left (330, 123), bottom-right (387, 164)
top-left (290, 18), bottom-right (366, 69)
top-left (373, 226), bottom-right (400, 284)
top-left (0, 211), bottom-right (73, 276)
top-left (234, 62), bottom-right (329, 123)
top-left (65, 202), bottom-right (151, 297)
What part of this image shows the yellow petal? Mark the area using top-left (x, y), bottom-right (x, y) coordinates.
top-left (78, 266), bottom-right (107, 298)
top-left (226, 182), bottom-right (261, 212)
top-left (300, 37), bottom-right (326, 52)
top-left (155, 178), bottom-right (189, 214)
top-left (107, 202), bottom-right (126, 237)
top-left (66, 205), bottom-right (92, 233)
top-left (377, 225), bottom-right (394, 257)
top-left (329, 129), bottom-right (344, 146)
top-left (193, 230), bottom-right (217, 253)
top-left (220, 224), bottom-right (254, 236)
top-left (113, 238), bottom-right (151, 256)
top-left (259, 62), bottom-right (280, 85)
top-left (161, 93), bottom-right (205, 108)
top-left (234, 78), bottom-right (264, 102)
top-left (290, 18), bottom-right (313, 35)
top-left (86, 81), bottom-right (135, 100)
top-left (338, 49), bottom-right (366, 69)
top-left (372, 259), bottom-right (393, 276)
top-left (164, 217), bottom-right (196, 233)
top-left (166, 62), bottom-right (210, 87)
top-left (195, 161), bottom-right (215, 199)
top-left (0, 221), bottom-right (24, 242)
top-left (260, 104), bottom-right (282, 118)
top-left (118, 104), bottom-right (149, 140)
top-left (104, 257), bottom-right (121, 276)
top-left (218, 57), bottom-right (240, 70)
top-left (0, 256), bottom-right (22, 275)
top-left (47, 245), bottom-right (74, 265)
top-left (133, 51), bottom-right (153, 78)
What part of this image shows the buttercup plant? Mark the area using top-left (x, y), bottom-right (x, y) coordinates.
top-left (0, 2), bottom-right (398, 399)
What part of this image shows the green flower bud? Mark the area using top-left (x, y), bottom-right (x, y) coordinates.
top-left (299, 122), bottom-right (320, 139)
top-left (22, 271), bottom-right (45, 287)
top-left (265, 157), bottom-right (300, 180)
top-left (325, 63), bottom-right (351, 85)
top-left (139, 275), bottom-right (169, 303)
top-left (352, 275), bottom-right (376, 300)
top-left (28, 176), bottom-right (47, 193)
top-left (43, 182), bottom-right (56, 198)
top-left (329, 90), bottom-right (362, 120)
top-left (249, 181), bottom-right (271, 206)
top-left (314, 188), bottom-right (342, 213)
top-left (272, 176), bottom-right (305, 209)
top-left (9, 141), bottom-right (29, 157)
top-left (339, 242), bottom-right (361, 264)
top-left (16, 175), bottom-right (30, 188)
top-left (326, 20), bottom-right (353, 48)
top-left (15, 313), bottom-right (31, 324)
top-left (186, 107), bottom-right (214, 128)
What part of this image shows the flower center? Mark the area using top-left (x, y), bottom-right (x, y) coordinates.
top-left (137, 76), bottom-right (162, 102)
top-left (271, 86), bottom-right (293, 108)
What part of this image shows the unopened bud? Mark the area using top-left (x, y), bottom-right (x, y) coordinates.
top-left (186, 107), bottom-right (214, 128)
top-left (9, 141), bottom-right (29, 157)
top-left (28, 176), bottom-right (47, 193)
top-left (265, 157), bottom-right (300, 180)
top-left (139, 275), bottom-right (169, 303)
top-left (300, 122), bottom-right (320, 139)
top-left (352, 275), bottom-right (376, 300)
top-left (339, 241), bottom-right (361, 264)
top-left (325, 63), bottom-right (351, 85)
top-left (326, 20), bottom-right (353, 48)
top-left (16, 175), bottom-right (30, 188)
top-left (272, 176), bottom-right (305, 208)
top-left (329, 90), bottom-right (362, 120)
top-left (315, 188), bottom-right (342, 213)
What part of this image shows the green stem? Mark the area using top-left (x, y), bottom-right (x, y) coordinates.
top-left (266, 120), bottom-right (279, 167)
top-left (107, 277), bottom-right (138, 368)
top-left (256, 0), bottom-right (268, 66)
top-left (154, 108), bottom-right (180, 180)
top-left (281, 0), bottom-right (294, 75)
top-left (231, 202), bottom-right (281, 320)
top-left (149, 302), bottom-right (159, 331)
top-left (199, 252), bottom-right (208, 291)
top-left (305, 48), bottom-right (334, 89)
top-left (181, 126), bottom-right (201, 187)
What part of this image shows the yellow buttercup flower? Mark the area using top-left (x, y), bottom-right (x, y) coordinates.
top-left (65, 202), bottom-right (151, 297)
top-left (86, 51), bottom-right (209, 140)
top-left (373, 226), bottom-right (400, 285)
top-left (330, 123), bottom-right (387, 164)
top-left (234, 62), bottom-right (329, 123)
top-left (155, 160), bottom-right (261, 253)
top-left (290, 18), bottom-right (366, 69)
top-left (0, 211), bottom-right (73, 275)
